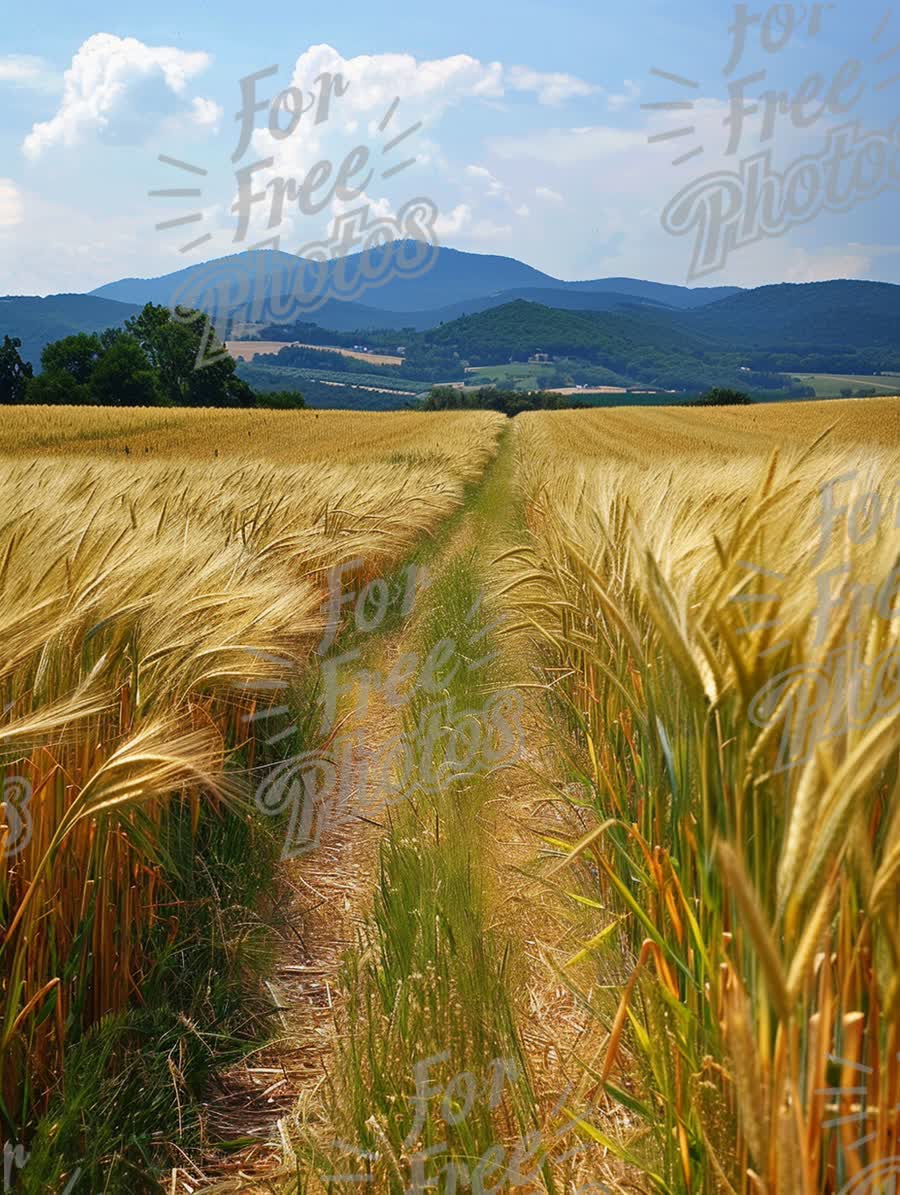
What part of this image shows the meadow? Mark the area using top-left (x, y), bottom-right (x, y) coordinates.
top-left (3, 397), bottom-right (900, 1193)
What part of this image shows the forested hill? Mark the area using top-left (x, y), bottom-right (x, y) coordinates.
top-left (0, 294), bottom-right (140, 372)
top-left (689, 281), bottom-right (900, 351)
top-left (419, 281), bottom-right (900, 383)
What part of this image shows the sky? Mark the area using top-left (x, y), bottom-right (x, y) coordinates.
top-left (1, 0), bottom-right (898, 295)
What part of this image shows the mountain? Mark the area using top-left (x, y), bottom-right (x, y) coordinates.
top-left (90, 243), bottom-right (741, 322)
top-left (394, 286), bottom-right (676, 325)
top-left (558, 277), bottom-right (740, 308)
top-left (254, 287), bottom-right (675, 336)
top-left (0, 294), bottom-right (141, 370)
top-left (91, 249), bottom-right (312, 310)
top-left (416, 280), bottom-right (900, 390)
top-left (8, 274), bottom-right (896, 396)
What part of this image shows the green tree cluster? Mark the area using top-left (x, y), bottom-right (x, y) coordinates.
top-left (689, 388), bottom-right (754, 406)
top-left (4, 305), bottom-right (306, 410)
top-left (424, 385), bottom-right (589, 416)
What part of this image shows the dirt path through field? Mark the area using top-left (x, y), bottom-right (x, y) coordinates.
top-left (450, 424), bottom-right (622, 1192)
top-left (191, 425), bottom-right (622, 1193)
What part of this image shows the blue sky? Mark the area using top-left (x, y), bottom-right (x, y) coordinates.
top-left (1, 0), bottom-right (897, 294)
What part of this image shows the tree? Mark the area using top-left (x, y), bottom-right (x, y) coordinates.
top-left (691, 388), bottom-right (754, 406)
top-left (28, 333), bottom-right (102, 405)
top-left (90, 337), bottom-right (160, 407)
top-left (26, 371), bottom-right (91, 405)
top-left (24, 310), bottom-right (265, 410)
top-left (41, 334), bottom-right (104, 384)
top-left (30, 330), bottom-right (158, 407)
top-left (0, 336), bottom-right (33, 403)
top-left (254, 389), bottom-right (307, 409)
top-left (125, 304), bottom-right (256, 408)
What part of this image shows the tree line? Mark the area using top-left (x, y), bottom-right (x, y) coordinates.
top-left (424, 384), bottom-right (755, 416)
top-left (423, 386), bottom-right (595, 416)
top-left (0, 305), bottom-right (306, 408)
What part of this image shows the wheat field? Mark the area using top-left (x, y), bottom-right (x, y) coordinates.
top-left (512, 398), bottom-right (900, 1192)
top-left (0, 406), bottom-right (504, 1134)
top-left (4, 398), bottom-right (900, 1193)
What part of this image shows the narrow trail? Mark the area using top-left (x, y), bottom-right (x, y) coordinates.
top-left (195, 426), bottom-right (621, 1193)
top-left (448, 425), bottom-right (619, 1191)
top-left (193, 635), bottom-right (414, 1190)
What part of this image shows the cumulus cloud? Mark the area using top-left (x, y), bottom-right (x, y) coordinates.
top-left (227, 46), bottom-right (498, 246)
top-left (271, 44), bottom-right (506, 134)
top-left (23, 34), bottom-right (216, 160)
top-left (263, 47), bottom-right (595, 120)
top-left (226, 45), bottom-right (600, 250)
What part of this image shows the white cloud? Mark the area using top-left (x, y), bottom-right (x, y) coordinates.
top-left (0, 180), bottom-right (24, 227)
top-left (607, 79), bottom-right (640, 111)
top-left (434, 204), bottom-right (472, 237)
top-left (23, 34), bottom-right (216, 160)
top-left (0, 55), bottom-right (60, 93)
top-left (279, 45), bottom-right (506, 127)
top-left (189, 96), bottom-right (223, 129)
top-left (231, 46), bottom-right (498, 247)
top-left (535, 186), bottom-right (564, 204)
top-left (465, 164), bottom-right (507, 197)
top-left (0, 187), bottom-right (177, 294)
top-left (506, 65), bottom-right (599, 106)
top-left (231, 45), bottom-right (594, 252)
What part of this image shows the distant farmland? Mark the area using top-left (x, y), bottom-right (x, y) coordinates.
top-left (225, 340), bottom-right (405, 366)
top-left (791, 371), bottom-right (900, 396)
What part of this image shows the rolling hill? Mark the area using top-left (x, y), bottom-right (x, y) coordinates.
top-left (249, 286), bottom-right (676, 336)
top-left (689, 281), bottom-right (900, 348)
top-left (0, 294), bottom-right (141, 371)
top-left (7, 263), bottom-right (897, 399)
top-left (415, 280), bottom-right (900, 391)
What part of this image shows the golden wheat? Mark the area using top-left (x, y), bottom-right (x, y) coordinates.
top-left (512, 400), bottom-right (900, 1192)
top-left (0, 406), bottom-right (504, 1123)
